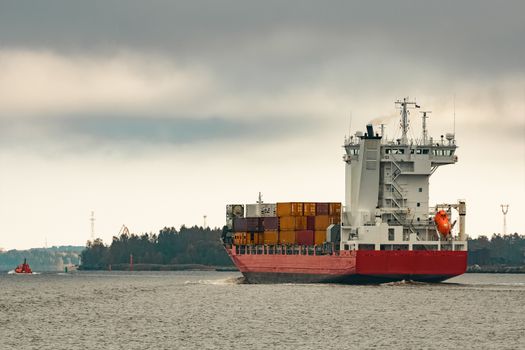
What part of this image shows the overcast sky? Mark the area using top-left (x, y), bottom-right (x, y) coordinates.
top-left (0, 1), bottom-right (523, 249)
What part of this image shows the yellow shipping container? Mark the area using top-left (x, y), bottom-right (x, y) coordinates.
top-left (315, 215), bottom-right (331, 230)
top-left (277, 202), bottom-right (303, 217)
top-left (279, 230), bottom-right (296, 244)
top-left (314, 231), bottom-right (326, 245)
top-left (263, 230), bottom-right (278, 244)
top-left (329, 203), bottom-right (342, 216)
top-left (303, 202), bottom-right (316, 216)
top-left (279, 216), bottom-right (307, 231)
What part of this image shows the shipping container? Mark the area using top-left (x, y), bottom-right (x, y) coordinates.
top-left (263, 217), bottom-right (279, 230)
top-left (233, 217), bottom-right (248, 232)
top-left (279, 216), bottom-right (307, 231)
top-left (233, 232), bottom-right (248, 245)
top-left (246, 203), bottom-right (277, 217)
top-left (246, 217), bottom-right (264, 232)
top-left (331, 215), bottom-right (341, 225)
top-left (260, 203), bottom-right (277, 217)
top-left (315, 203), bottom-right (329, 215)
top-left (303, 203), bottom-right (316, 216)
top-left (279, 230), bottom-right (296, 244)
top-left (252, 232), bottom-right (264, 245)
top-left (233, 233), bottom-right (242, 245)
top-left (314, 231), bottom-right (326, 245)
top-left (296, 230), bottom-right (314, 245)
top-left (329, 203), bottom-right (342, 216)
top-left (277, 202), bottom-right (303, 217)
top-left (263, 230), bottom-right (278, 244)
top-left (314, 215), bottom-right (330, 230)
top-left (306, 216), bottom-right (315, 231)
top-left (245, 204), bottom-right (259, 217)
top-left (226, 204), bottom-right (244, 218)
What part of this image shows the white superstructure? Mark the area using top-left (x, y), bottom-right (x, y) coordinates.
top-left (341, 98), bottom-right (467, 251)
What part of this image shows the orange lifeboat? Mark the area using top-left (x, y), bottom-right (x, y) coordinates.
top-left (14, 258), bottom-right (33, 274)
top-left (434, 210), bottom-right (451, 236)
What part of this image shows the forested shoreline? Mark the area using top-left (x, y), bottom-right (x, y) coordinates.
top-left (79, 227), bottom-right (525, 271)
top-left (80, 226), bottom-right (232, 270)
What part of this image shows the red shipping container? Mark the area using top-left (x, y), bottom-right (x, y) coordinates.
top-left (315, 203), bottom-right (329, 215)
top-left (296, 230), bottom-right (314, 246)
top-left (233, 218), bottom-right (248, 232)
top-left (263, 217), bottom-right (279, 230)
top-left (306, 216), bottom-right (315, 231)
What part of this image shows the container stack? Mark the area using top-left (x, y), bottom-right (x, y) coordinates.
top-left (277, 202), bottom-right (341, 245)
top-left (229, 201), bottom-right (341, 246)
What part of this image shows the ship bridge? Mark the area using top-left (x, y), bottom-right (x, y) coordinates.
top-left (341, 98), bottom-right (467, 252)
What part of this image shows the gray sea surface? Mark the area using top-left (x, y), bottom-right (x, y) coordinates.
top-left (0, 271), bottom-right (524, 350)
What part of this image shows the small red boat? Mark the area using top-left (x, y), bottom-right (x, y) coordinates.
top-left (14, 258), bottom-right (33, 274)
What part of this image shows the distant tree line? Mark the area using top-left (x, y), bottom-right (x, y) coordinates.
top-left (80, 226), bottom-right (233, 270)
top-left (0, 246), bottom-right (83, 271)
top-left (468, 233), bottom-right (525, 266)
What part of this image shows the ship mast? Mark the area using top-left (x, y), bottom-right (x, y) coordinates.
top-left (395, 98), bottom-right (420, 144)
top-left (420, 111), bottom-right (431, 145)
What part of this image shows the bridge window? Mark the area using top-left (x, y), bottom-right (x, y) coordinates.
top-left (388, 228), bottom-right (395, 241)
top-left (417, 202), bottom-right (421, 207)
top-left (422, 149), bottom-right (429, 154)
top-left (419, 187), bottom-right (422, 192)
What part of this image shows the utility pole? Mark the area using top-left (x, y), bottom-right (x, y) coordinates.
top-left (203, 215), bottom-right (208, 229)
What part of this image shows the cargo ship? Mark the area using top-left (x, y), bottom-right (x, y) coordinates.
top-left (222, 98), bottom-right (468, 283)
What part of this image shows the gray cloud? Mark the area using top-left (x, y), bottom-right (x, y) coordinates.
top-left (0, 114), bottom-right (319, 156)
top-left (1, 1), bottom-right (523, 84)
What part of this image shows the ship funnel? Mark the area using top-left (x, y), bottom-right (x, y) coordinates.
top-left (366, 124), bottom-right (374, 138)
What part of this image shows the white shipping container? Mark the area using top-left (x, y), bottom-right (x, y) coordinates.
top-left (260, 203), bottom-right (276, 217)
top-left (245, 203), bottom-right (276, 217)
top-left (245, 204), bottom-right (259, 217)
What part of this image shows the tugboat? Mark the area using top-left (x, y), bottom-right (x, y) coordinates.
top-left (14, 258), bottom-right (33, 274)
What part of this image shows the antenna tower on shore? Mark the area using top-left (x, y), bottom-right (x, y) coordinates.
top-left (500, 205), bottom-right (509, 235)
top-left (90, 211), bottom-right (95, 241)
top-left (203, 215), bottom-right (208, 229)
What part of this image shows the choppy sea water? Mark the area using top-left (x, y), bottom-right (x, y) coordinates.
top-left (1, 271), bottom-right (524, 350)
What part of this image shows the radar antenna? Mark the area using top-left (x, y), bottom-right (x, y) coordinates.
top-left (395, 97), bottom-right (420, 144)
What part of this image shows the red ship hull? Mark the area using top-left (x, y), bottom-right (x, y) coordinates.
top-left (227, 247), bottom-right (467, 284)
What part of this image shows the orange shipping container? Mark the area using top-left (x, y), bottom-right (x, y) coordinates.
top-left (279, 230), bottom-right (296, 244)
top-left (329, 203), bottom-right (342, 216)
top-left (233, 233), bottom-right (242, 245)
top-left (277, 202), bottom-right (303, 217)
top-left (303, 202), bottom-right (316, 216)
top-left (263, 230), bottom-right (278, 244)
top-left (331, 215), bottom-right (341, 225)
top-left (253, 232), bottom-right (264, 245)
top-left (314, 231), bottom-right (326, 245)
top-left (279, 216), bottom-right (307, 231)
top-left (315, 215), bottom-right (331, 230)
